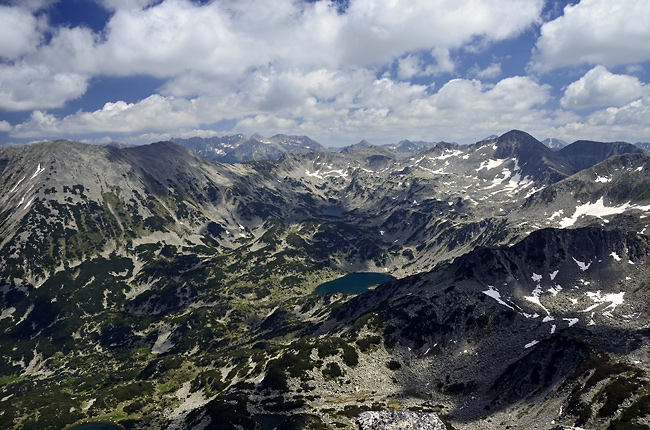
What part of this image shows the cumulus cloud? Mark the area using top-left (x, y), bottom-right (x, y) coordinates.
top-left (0, 5), bottom-right (42, 59)
top-left (471, 62), bottom-right (502, 79)
top-left (0, 63), bottom-right (89, 111)
top-left (12, 95), bottom-right (202, 137)
top-left (11, 73), bottom-right (555, 144)
top-left (554, 95), bottom-right (650, 143)
top-left (561, 66), bottom-right (647, 110)
top-left (0, 120), bottom-right (12, 132)
top-left (532, 0), bottom-right (650, 71)
top-left (3, 0), bottom-right (569, 145)
top-left (89, 0), bottom-right (544, 76)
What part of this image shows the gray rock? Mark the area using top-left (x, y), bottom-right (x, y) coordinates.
top-left (357, 411), bottom-right (446, 430)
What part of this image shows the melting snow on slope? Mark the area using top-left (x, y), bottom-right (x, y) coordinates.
top-left (10, 176), bottom-right (26, 193)
top-left (563, 318), bottom-right (579, 327)
top-left (476, 158), bottom-right (507, 172)
top-left (595, 176), bottom-right (611, 183)
top-left (525, 340), bottom-right (539, 349)
top-left (0, 307), bottom-right (16, 321)
top-left (583, 291), bottom-right (625, 315)
top-left (482, 286), bottom-right (514, 310)
top-left (429, 149), bottom-right (464, 161)
top-left (557, 197), bottom-right (650, 228)
top-left (572, 257), bottom-right (591, 271)
top-left (610, 252), bottom-right (622, 261)
top-left (152, 328), bottom-right (175, 354)
top-left (305, 168), bottom-right (348, 179)
top-left (30, 163), bottom-right (45, 179)
top-left (525, 285), bottom-right (551, 316)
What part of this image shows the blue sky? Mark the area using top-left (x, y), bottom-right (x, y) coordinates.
top-left (1, 0), bottom-right (649, 147)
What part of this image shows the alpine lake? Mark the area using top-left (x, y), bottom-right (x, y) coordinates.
top-left (313, 272), bottom-right (396, 295)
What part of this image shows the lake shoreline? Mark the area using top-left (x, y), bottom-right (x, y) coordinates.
top-left (313, 272), bottom-right (396, 295)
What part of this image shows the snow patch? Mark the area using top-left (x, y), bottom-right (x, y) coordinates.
top-left (525, 340), bottom-right (539, 349)
top-left (583, 291), bottom-right (625, 314)
top-left (563, 318), bottom-right (579, 327)
top-left (476, 158), bottom-right (506, 172)
top-left (30, 163), bottom-right (45, 179)
top-left (572, 257), bottom-right (591, 271)
top-left (558, 198), bottom-right (632, 228)
top-left (0, 307), bottom-right (16, 321)
top-left (10, 176), bottom-right (26, 193)
top-left (482, 286), bottom-right (514, 310)
top-left (525, 286), bottom-right (551, 316)
top-left (152, 328), bottom-right (175, 355)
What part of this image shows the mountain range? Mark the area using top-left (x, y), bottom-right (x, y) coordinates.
top-left (168, 132), bottom-right (649, 163)
top-left (1, 130), bottom-right (650, 430)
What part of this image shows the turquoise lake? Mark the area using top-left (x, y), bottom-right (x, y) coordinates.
top-left (313, 272), bottom-right (396, 295)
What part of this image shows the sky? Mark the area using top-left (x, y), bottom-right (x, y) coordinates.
top-left (0, 0), bottom-right (649, 147)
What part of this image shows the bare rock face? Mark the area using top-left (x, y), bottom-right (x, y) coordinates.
top-left (357, 411), bottom-right (446, 430)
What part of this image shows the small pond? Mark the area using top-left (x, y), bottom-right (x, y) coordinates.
top-left (313, 272), bottom-right (396, 295)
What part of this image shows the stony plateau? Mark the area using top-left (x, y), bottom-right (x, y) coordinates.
top-left (1, 130), bottom-right (649, 430)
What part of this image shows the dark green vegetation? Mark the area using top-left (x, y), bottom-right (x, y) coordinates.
top-left (1, 132), bottom-right (650, 429)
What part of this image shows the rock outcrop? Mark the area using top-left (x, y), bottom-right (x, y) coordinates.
top-left (357, 411), bottom-right (446, 430)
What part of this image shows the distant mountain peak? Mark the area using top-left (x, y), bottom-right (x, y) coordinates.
top-left (171, 133), bottom-right (326, 163)
top-left (542, 137), bottom-right (567, 150)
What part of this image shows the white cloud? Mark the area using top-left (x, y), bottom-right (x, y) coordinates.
top-left (552, 94), bottom-right (650, 144)
top-left (12, 95), bottom-right (202, 137)
top-left (89, 0), bottom-right (543, 77)
top-left (587, 97), bottom-right (650, 128)
top-left (6, 0), bottom-right (545, 75)
top-left (0, 120), bottom-right (12, 132)
top-left (397, 55), bottom-right (423, 80)
top-left (36, 26), bottom-right (100, 74)
top-left (10, 74), bottom-right (555, 145)
top-left (0, 6), bottom-right (42, 59)
top-left (2, 0), bottom-right (56, 12)
top-left (532, 0), bottom-right (650, 71)
top-left (3, 0), bottom-right (566, 145)
top-left (471, 62), bottom-right (502, 79)
top-left (96, 0), bottom-right (160, 11)
top-left (0, 62), bottom-right (89, 111)
top-left (561, 66), bottom-right (647, 110)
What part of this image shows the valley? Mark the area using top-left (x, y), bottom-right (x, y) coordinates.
top-left (1, 130), bottom-right (650, 430)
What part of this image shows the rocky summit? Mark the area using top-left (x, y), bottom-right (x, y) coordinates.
top-left (1, 130), bottom-right (650, 430)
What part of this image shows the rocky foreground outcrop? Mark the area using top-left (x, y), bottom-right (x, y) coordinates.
top-left (357, 411), bottom-right (446, 430)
